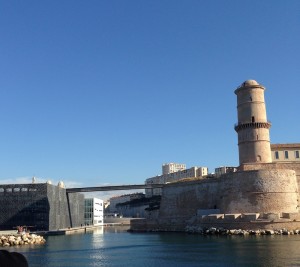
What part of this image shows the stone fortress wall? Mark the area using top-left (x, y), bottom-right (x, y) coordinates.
top-left (138, 163), bottom-right (300, 232)
top-left (240, 162), bottom-right (300, 191)
top-left (132, 80), bottom-right (300, 231)
top-left (157, 168), bottom-right (298, 226)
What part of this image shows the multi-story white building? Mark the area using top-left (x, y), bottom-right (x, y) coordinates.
top-left (84, 198), bottom-right (104, 226)
top-left (271, 144), bottom-right (300, 162)
top-left (162, 163), bottom-right (186, 175)
top-left (145, 164), bottom-right (208, 197)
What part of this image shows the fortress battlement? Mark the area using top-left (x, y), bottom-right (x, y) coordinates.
top-left (131, 80), bottom-right (300, 232)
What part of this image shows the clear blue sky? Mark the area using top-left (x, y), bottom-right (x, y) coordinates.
top-left (1, 1), bottom-right (299, 192)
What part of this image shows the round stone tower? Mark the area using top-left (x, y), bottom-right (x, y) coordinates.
top-left (234, 80), bottom-right (272, 165)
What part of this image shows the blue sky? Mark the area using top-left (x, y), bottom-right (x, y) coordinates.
top-left (0, 1), bottom-right (299, 197)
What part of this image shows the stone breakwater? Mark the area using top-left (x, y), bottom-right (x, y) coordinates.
top-left (0, 233), bottom-right (46, 247)
top-left (185, 226), bottom-right (300, 236)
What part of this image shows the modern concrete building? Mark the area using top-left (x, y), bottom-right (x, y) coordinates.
top-left (84, 198), bottom-right (104, 226)
top-left (271, 143), bottom-right (300, 162)
top-left (162, 163), bottom-right (186, 175)
top-left (0, 183), bottom-right (84, 231)
top-left (234, 80), bottom-right (272, 165)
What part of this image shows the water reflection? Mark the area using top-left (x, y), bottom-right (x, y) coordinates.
top-left (103, 225), bottom-right (130, 233)
top-left (157, 233), bottom-right (300, 266)
top-left (4, 227), bottom-right (300, 266)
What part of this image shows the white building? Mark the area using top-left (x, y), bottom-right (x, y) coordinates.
top-left (162, 163), bottom-right (186, 175)
top-left (146, 164), bottom-right (208, 197)
top-left (84, 198), bottom-right (104, 226)
top-left (271, 144), bottom-right (300, 162)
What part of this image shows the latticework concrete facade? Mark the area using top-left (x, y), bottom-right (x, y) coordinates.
top-left (0, 183), bottom-right (84, 231)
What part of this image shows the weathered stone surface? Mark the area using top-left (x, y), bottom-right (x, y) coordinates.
top-left (184, 226), bottom-right (300, 236)
top-left (282, 213), bottom-right (300, 220)
top-left (265, 229), bottom-right (274, 235)
top-left (224, 214), bottom-right (241, 220)
top-left (0, 233), bottom-right (45, 247)
top-left (156, 168), bottom-right (298, 230)
top-left (242, 213), bottom-right (260, 221)
top-left (282, 229), bottom-right (290, 235)
top-left (262, 213), bottom-right (280, 221)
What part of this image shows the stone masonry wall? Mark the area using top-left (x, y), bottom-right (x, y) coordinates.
top-left (218, 169), bottom-right (298, 214)
top-left (158, 169), bottom-right (299, 227)
top-left (240, 162), bottom-right (300, 189)
top-left (158, 179), bottom-right (219, 222)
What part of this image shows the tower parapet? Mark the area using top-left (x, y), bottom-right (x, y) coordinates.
top-left (235, 80), bottom-right (272, 165)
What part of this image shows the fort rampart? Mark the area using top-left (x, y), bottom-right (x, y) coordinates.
top-left (136, 168), bottom-right (299, 231)
top-left (240, 162), bottom-right (300, 188)
top-left (131, 80), bottom-right (300, 232)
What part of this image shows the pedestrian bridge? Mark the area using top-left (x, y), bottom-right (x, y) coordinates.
top-left (66, 183), bottom-right (163, 193)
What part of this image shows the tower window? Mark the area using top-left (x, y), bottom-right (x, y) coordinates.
top-left (284, 151), bottom-right (289, 159)
top-left (252, 116), bottom-right (255, 122)
top-left (275, 151), bottom-right (279, 159)
top-left (295, 151), bottom-right (300, 159)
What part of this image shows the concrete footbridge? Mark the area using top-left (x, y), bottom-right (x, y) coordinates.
top-left (66, 183), bottom-right (164, 193)
top-left (65, 184), bottom-right (163, 228)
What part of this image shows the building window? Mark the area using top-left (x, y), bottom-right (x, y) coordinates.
top-left (275, 151), bottom-right (279, 159)
top-left (284, 151), bottom-right (289, 159)
top-left (295, 151), bottom-right (300, 159)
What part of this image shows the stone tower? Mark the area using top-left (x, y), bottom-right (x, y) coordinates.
top-left (234, 80), bottom-right (272, 165)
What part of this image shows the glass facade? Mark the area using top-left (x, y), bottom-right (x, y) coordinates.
top-left (84, 198), bottom-right (103, 226)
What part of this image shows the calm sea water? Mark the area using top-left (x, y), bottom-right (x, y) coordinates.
top-left (6, 226), bottom-right (300, 267)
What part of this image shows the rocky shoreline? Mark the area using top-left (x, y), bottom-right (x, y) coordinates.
top-left (185, 226), bottom-right (300, 236)
top-left (0, 233), bottom-right (46, 247)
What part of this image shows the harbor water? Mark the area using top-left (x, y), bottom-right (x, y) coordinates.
top-left (6, 226), bottom-right (300, 266)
